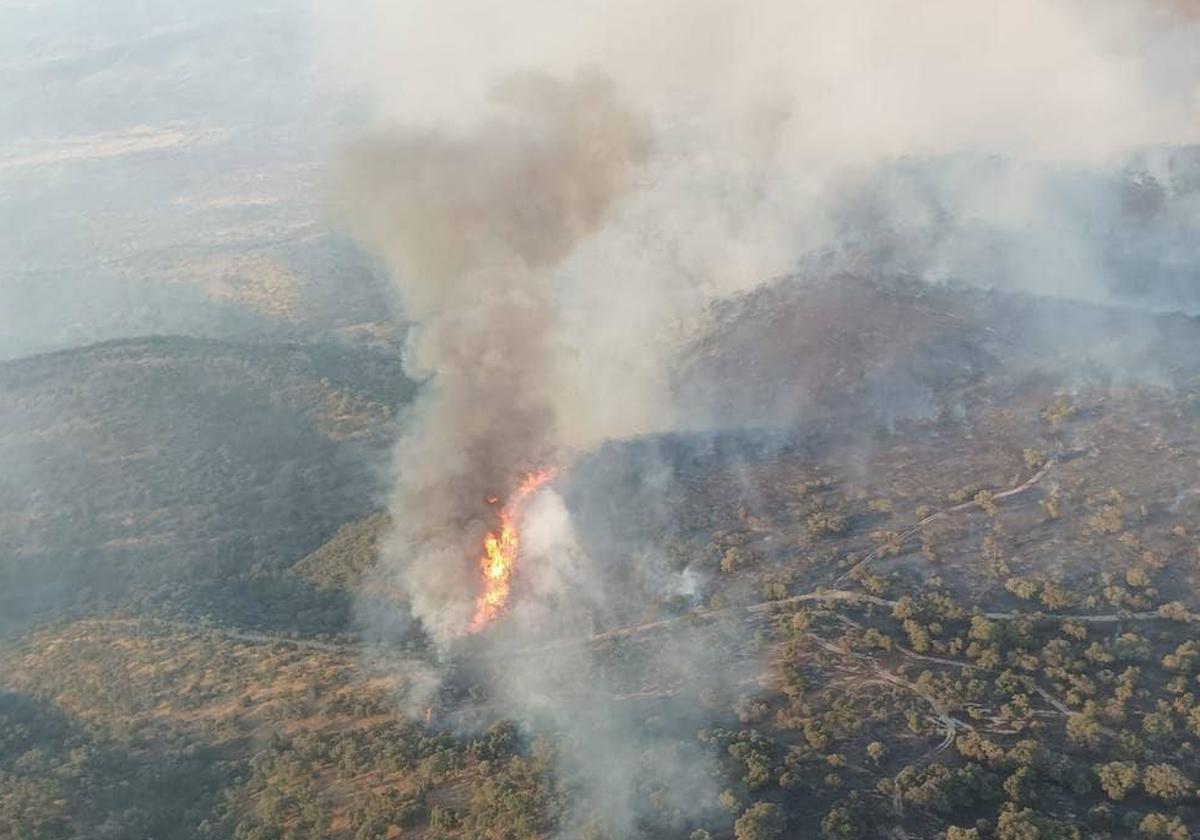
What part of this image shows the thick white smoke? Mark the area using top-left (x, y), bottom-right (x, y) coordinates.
top-left (321, 0), bottom-right (1200, 445)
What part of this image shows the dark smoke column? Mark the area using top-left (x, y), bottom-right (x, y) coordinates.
top-left (342, 72), bottom-right (651, 647)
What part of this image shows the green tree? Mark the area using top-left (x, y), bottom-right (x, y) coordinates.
top-left (946, 828), bottom-right (981, 840)
top-left (735, 802), bottom-right (785, 840)
top-left (1096, 761), bottom-right (1140, 802)
top-left (1142, 764), bottom-right (1193, 803)
top-left (1066, 711), bottom-right (1103, 749)
top-left (1138, 813), bottom-right (1190, 840)
top-left (718, 789), bottom-right (740, 813)
top-left (820, 804), bottom-right (865, 840)
top-left (996, 805), bottom-right (1081, 840)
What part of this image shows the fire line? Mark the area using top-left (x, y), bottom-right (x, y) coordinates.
top-left (468, 467), bottom-right (557, 632)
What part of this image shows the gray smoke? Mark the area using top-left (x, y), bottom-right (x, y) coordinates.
top-left (326, 0), bottom-right (1200, 834)
top-left (332, 0), bottom-right (1200, 641)
top-left (341, 72), bottom-right (650, 646)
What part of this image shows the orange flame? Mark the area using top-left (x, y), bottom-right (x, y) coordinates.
top-left (468, 468), bottom-right (557, 633)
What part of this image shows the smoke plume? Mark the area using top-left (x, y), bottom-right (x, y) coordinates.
top-left (331, 0), bottom-right (1200, 636)
top-left (341, 72), bottom-right (649, 645)
top-left (326, 0), bottom-right (1200, 833)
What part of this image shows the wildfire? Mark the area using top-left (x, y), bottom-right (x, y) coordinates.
top-left (468, 468), bottom-right (557, 632)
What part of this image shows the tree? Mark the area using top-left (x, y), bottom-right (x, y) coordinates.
top-left (718, 789), bottom-right (740, 813)
top-left (1004, 577), bottom-right (1038, 601)
top-left (428, 805), bottom-right (460, 831)
top-left (902, 619), bottom-right (931, 653)
top-left (1142, 706), bottom-right (1175, 742)
top-left (1163, 641), bottom-right (1200, 674)
top-left (996, 805), bottom-right (1081, 840)
top-left (820, 804), bottom-right (865, 840)
top-left (1088, 505), bottom-right (1124, 534)
top-left (1141, 764), bottom-right (1193, 803)
top-left (807, 511), bottom-right (849, 537)
top-left (866, 741), bottom-right (886, 764)
top-left (721, 547), bottom-right (748, 573)
top-left (1066, 711), bottom-right (1103, 749)
top-left (1003, 767), bottom-right (1033, 804)
top-left (1125, 566), bottom-right (1152, 589)
top-left (476, 720), bottom-right (518, 761)
top-left (1039, 582), bottom-right (1074, 610)
top-left (1138, 813), bottom-right (1190, 840)
top-left (735, 802), bottom-right (785, 840)
top-left (945, 828), bottom-right (981, 840)
top-left (1158, 602), bottom-right (1191, 622)
top-left (1096, 761), bottom-right (1140, 802)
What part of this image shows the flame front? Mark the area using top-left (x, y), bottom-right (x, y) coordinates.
top-left (468, 468), bottom-right (556, 633)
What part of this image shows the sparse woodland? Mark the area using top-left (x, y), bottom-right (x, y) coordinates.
top-left (4, 302), bottom-right (1200, 839)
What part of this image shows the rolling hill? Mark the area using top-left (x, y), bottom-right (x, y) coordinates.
top-left (0, 335), bottom-right (412, 633)
top-left (3, 278), bottom-right (1200, 839)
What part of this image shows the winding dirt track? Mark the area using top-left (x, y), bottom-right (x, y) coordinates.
top-left (833, 456), bottom-right (1059, 586)
top-left (95, 448), bottom-right (1195, 662)
top-left (579, 586), bottom-right (1189, 655)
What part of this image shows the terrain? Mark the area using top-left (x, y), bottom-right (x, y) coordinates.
top-left (1, 276), bottom-right (1199, 839)
top-left (0, 335), bottom-right (412, 633)
top-left (0, 0), bottom-right (395, 360)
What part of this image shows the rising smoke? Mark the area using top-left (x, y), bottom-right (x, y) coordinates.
top-left (342, 72), bottom-right (650, 646)
top-left (326, 0), bottom-right (1200, 833)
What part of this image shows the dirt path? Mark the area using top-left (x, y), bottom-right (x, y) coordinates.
top-left (834, 457), bottom-right (1059, 586)
top-left (580, 586), bottom-right (1188, 655)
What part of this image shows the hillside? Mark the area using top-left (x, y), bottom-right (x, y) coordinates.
top-left (0, 335), bottom-right (413, 633)
top-left (676, 273), bottom-right (1200, 431)
top-left (2, 280), bottom-right (1200, 839)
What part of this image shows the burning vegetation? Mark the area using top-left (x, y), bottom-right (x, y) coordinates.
top-left (342, 72), bottom-right (650, 647)
top-left (470, 468), bottom-right (558, 632)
